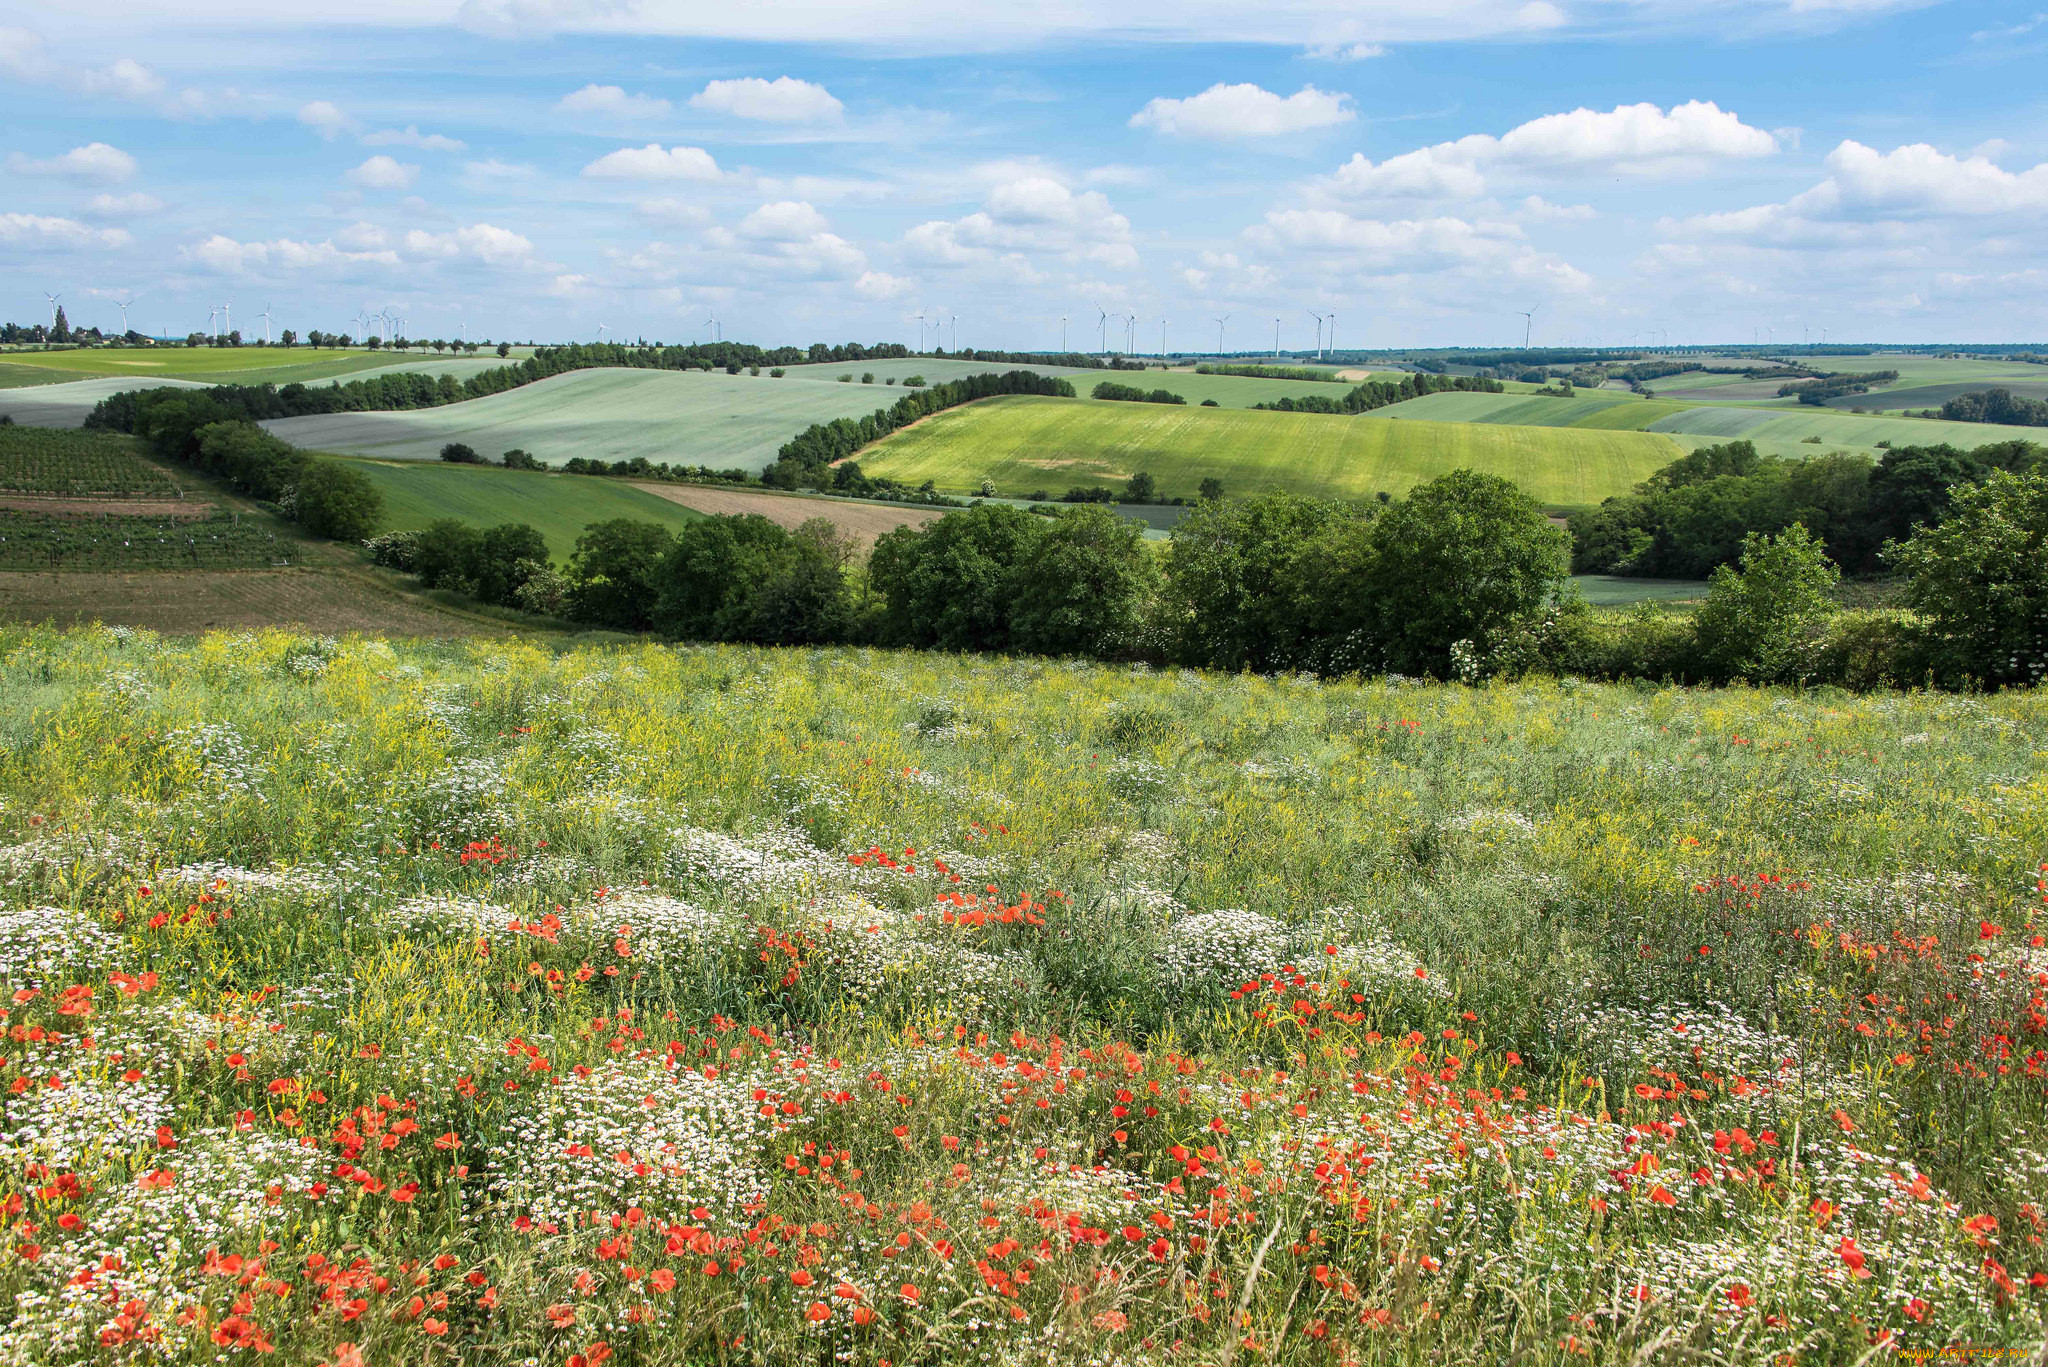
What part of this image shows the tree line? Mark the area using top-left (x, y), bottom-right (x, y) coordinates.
top-left (764, 371), bottom-right (1076, 489)
top-left (1939, 388), bottom-right (2048, 427)
top-left (1568, 437), bottom-right (2043, 578)
top-left (1778, 370), bottom-right (1899, 405)
top-left (1092, 381), bottom-right (1186, 405)
top-left (1195, 364), bottom-right (1346, 382)
top-left (1251, 372), bottom-right (1502, 415)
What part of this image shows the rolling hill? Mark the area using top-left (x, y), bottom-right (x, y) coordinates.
top-left (856, 395), bottom-right (1682, 508)
top-left (339, 459), bottom-right (705, 560)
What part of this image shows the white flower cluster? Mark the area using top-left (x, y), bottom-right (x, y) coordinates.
top-left (159, 860), bottom-right (339, 900)
top-left (161, 721), bottom-right (262, 794)
top-left (488, 1060), bottom-right (786, 1233)
top-left (663, 824), bottom-right (848, 904)
top-left (1562, 1000), bottom-right (1860, 1115)
top-left (0, 1068), bottom-right (175, 1170)
top-left (597, 889), bottom-right (731, 962)
top-left (1319, 907), bottom-right (1444, 998)
top-left (1157, 908), bottom-right (1292, 994)
top-left (387, 892), bottom-right (513, 936)
top-left (0, 903), bottom-right (126, 990)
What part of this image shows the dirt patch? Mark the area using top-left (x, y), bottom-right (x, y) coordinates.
top-left (0, 568), bottom-right (509, 636)
top-left (630, 485), bottom-right (943, 548)
top-left (0, 496), bottom-right (217, 519)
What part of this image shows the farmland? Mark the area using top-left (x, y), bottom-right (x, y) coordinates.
top-left (0, 510), bottom-right (291, 570)
top-left (343, 459), bottom-right (704, 561)
top-left (0, 569), bottom-right (513, 634)
top-left (0, 631), bottom-right (2041, 1364)
top-left (0, 345), bottom-right (527, 389)
top-left (0, 426), bottom-right (183, 498)
top-left (858, 394), bottom-right (1681, 507)
top-left (1645, 404), bottom-right (2048, 452)
top-left (264, 369), bottom-right (911, 471)
top-left (626, 483), bottom-right (942, 548)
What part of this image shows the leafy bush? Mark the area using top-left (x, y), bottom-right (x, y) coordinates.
top-left (1691, 523), bottom-right (1841, 684)
top-left (293, 460), bottom-right (383, 542)
top-left (1891, 468), bottom-right (2048, 687)
top-left (440, 442), bottom-right (484, 464)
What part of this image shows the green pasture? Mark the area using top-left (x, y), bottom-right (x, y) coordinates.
top-left (1375, 391), bottom-right (1691, 431)
top-left (338, 458), bottom-right (704, 560)
top-left (1645, 405), bottom-right (2048, 453)
top-left (857, 395), bottom-right (1681, 508)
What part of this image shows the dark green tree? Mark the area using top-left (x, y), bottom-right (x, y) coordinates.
top-left (294, 461), bottom-right (383, 542)
top-left (1891, 469), bottom-right (2048, 687)
top-left (868, 503), bottom-right (1043, 652)
top-left (440, 442), bottom-right (483, 464)
top-left (1691, 523), bottom-right (1840, 683)
top-left (1163, 492), bottom-right (1367, 673)
top-left (1007, 506), bottom-right (1155, 658)
top-left (567, 519), bottom-right (674, 631)
top-left (1123, 471), bottom-right (1157, 504)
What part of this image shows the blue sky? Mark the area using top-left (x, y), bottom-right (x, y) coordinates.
top-left (3, 0), bottom-right (2045, 350)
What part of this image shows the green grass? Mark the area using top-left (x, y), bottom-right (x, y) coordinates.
top-left (0, 346), bottom-right (427, 384)
top-left (0, 376), bottom-right (210, 427)
top-left (1572, 574), bottom-right (1710, 606)
top-left (1646, 405), bottom-right (2048, 453)
top-left (339, 458), bottom-right (705, 560)
top-left (860, 394), bottom-right (1681, 507)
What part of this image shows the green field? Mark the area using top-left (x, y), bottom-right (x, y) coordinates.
top-left (1377, 390), bottom-right (1693, 430)
top-left (0, 510), bottom-right (293, 569)
top-left (0, 426), bottom-right (182, 497)
top-left (341, 459), bottom-right (704, 559)
top-left (0, 376), bottom-right (210, 427)
top-left (859, 394), bottom-right (1681, 507)
top-left (1645, 404), bottom-right (2048, 452)
top-left (0, 345), bottom-right (473, 387)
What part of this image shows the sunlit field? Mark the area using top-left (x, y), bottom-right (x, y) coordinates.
top-left (1, 627), bottom-right (2044, 1364)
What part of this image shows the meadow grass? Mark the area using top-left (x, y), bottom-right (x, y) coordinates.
top-left (860, 394), bottom-right (1681, 507)
top-left (338, 459), bottom-right (704, 561)
top-left (0, 628), bottom-right (2042, 1364)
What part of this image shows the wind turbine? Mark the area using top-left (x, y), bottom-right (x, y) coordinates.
top-left (1518, 307), bottom-right (1536, 350)
top-left (259, 303), bottom-right (274, 345)
top-left (1308, 309), bottom-right (1325, 359)
top-left (706, 311), bottom-right (721, 344)
top-left (114, 296), bottom-right (137, 334)
top-left (1158, 316), bottom-right (1167, 359)
top-left (1125, 313), bottom-right (1136, 353)
top-left (222, 299), bottom-right (233, 339)
top-left (43, 292), bottom-right (61, 331)
top-left (1213, 314), bottom-right (1229, 354)
top-left (1058, 312), bottom-right (1069, 352)
top-left (949, 312), bottom-right (959, 353)
top-left (596, 323), bottom-right (610, 343)
top-left (1327, 311), bottom-right (1337, 354)
top-left (206, 306), bottom-right (218, 339)
top-left (1272, 316), bottom-right (1282, 358)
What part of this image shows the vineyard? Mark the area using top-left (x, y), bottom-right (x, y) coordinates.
top-left (0, 511), bottom-right (289, 570)
top-left (0, 426), bottom-right (182, 498)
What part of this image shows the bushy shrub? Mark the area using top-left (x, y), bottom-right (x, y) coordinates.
top-left (440, 442), bottom-right (483, 464)
top-left (1891, 468), bottom-right (2048, 687)
top-left (1691, 524), bottom-right (1841, 684)
top-left (294, 461), bottom-right (383, 542)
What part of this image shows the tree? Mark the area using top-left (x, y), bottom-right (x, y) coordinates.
top-left (1691, 523), bottom-right (1840, 684)
top-left (567, 519), bottom-right (674, 631)
top-left (412, 519), bottom-right (483, 592)
top-left (439, 442), bottom-right (483, 464)
top-left (501, 448), bottom-right (543, 470)
top-left (294, 460), bottom-right (383, 542)
top-left (1007, 506), bottom-right (1155, 658)
top-left (1163, 492), bottom-right (1367, 673)
top-left (1891, 468), bottom-right (2048, 687)
top-left (1123, 471), bottom-right (1157, 504)
top-left (497, 342), bottom-right (511, 357)
top-left (869, 503), bottom-right (1044, 652)
top-left (654, 515), bottom-right (803, 641)
top-left (50, 306), bottom-right (70, 343)
top-left (279, 329), bottom-right (297, 347)
top-left (1358, 470), bottom-right (1572, 676)
top-left (1198, 477), bottom-right (1225, 502)
top-left (467, 523), bottom-right (548, 605)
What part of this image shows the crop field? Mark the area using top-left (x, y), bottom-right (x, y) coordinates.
top-left (0, 569), bottom-right (509, 634)
top-left (0, 510), bottom-right (292, 570)
top-left (859, 394), bottom-right (1680, 507)
top-left (626, 484), bottom-right (941, 548)
top-left (0, 426), bottom-right (182, 498)
top-left (0, 376), bottom-right (210, 428)
top-left (1821, 380), bottom-right (2048, 413)
top-left (1644, 405), bottom-right (2048, 452)
top-left (1375, 391), bottom-right (1693, 431)
top-left (0, 632), bottom-right (2041, 1364)
top-left (0, 345), bottom-right (537, 386)
top-left (343, 460), bottom-right (704, 561)
top-left (1571, 574), bottom-right (1710, 605)
top-left (265, 369), bottom-right (913, 472)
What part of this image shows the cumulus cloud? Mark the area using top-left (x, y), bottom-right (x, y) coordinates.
top-left (636, 197), bottom-right (711, 226)
top-left (401, 222), bottom-right (537, 266)
top-left (557, 84), bottom-right (672, 119)
top-left (79, 57), bottom-right (162, 100)
top-left (1244, 206), bottom-right (1592, 291)
top-left (1520, 195), bottom-right (1596, 221)
top-left (346, 155), bottom-right (419, 190)
top-left (1663, 140), bottom-right (2048, 248)
top-left (185, 221), bottom-right (538, 277)
top-left (83, 192), bottom-right (163, 218)
top-left (0, 212), bottom-right (130, 249)
top-left (582, 144), bottom-right (722, 181)
top-left (185, 234), bottom-right (398, 275)
top-left (1131, 83), bottom-right (1353, 138)
top-left (905, 175), bottom-right (1136, 271)
top-left (689, 76), bottom-right (843, 123)
top-left (1324, 99), bottom-right (1777, 202)
top-left (363, 125), bottom-right (468, 152)
top-left (8, 142), bottom-right (137, 183)
top-left (737, 200), bottom-right (833, 241)
top-left (298, 100), bottom-right (357, 138)
top-left (855, 270), bottom-right (913, 299)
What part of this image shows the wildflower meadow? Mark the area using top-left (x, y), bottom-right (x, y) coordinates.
top-left (0, 625), bottom-right (2043, 1365)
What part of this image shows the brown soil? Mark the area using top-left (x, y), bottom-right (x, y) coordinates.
top-left (0, 568), bottom-right (511, 636)
top-left (630, 485), bottom-right (943, 548)
top-left (0, 496), bottom-right (217, 519)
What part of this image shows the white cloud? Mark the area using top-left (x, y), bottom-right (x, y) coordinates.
top-left (1130, 83), bottom-right (1353, 138)
top-left (557, 84), bottom-right (672, 119)
top-left (185, 234), bottom-right (398, 276)
top-left (1303, 41), bottom-right (1386, 59)
top-left (336, 221), bottom-right (390, 250)
top-left (855, 270), bottom-right (913, 299)
top-left (462, 158), bottom-right (536, 181)
top-left (1243, 207), bottom-right (1592, 291)
top-left (401, 222), bottom-right (538, 266)
top-left (737, 200), bottom-right (832, 241)
top-left (83, 192), bottom-right (163, 218)
top-left (298, 100), bottom-right (356, 139)
top-left (1323, 99), bottom-right (1777, 202)
top-left (546, 273), bottom-right (594, 298)
top-left (689, 76), bottom-right (843, 123)
top-left (904, 175), bottom-right (1136, 270)
top-left (582, 144), bottom-right (722, 181)
top-left (363, 125), bottom-right (468, 152)
top-left (636, 197), bottom-right (712, 226)
top-left (0, 27), bottom-right (45, 78)
top-left (8, 142), bottom-right (138, 183)
top-left (346, 155), bottom-right (419, 190)
top-left (0, 212), bottom-right (130, 250)
top-left (1520, 195), bottom-right (1596, 221)
top-left (79, 57), bottom-right (162, 100)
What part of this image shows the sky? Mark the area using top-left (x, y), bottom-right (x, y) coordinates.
top-left (3, 0), bottom-right (2046, 352)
